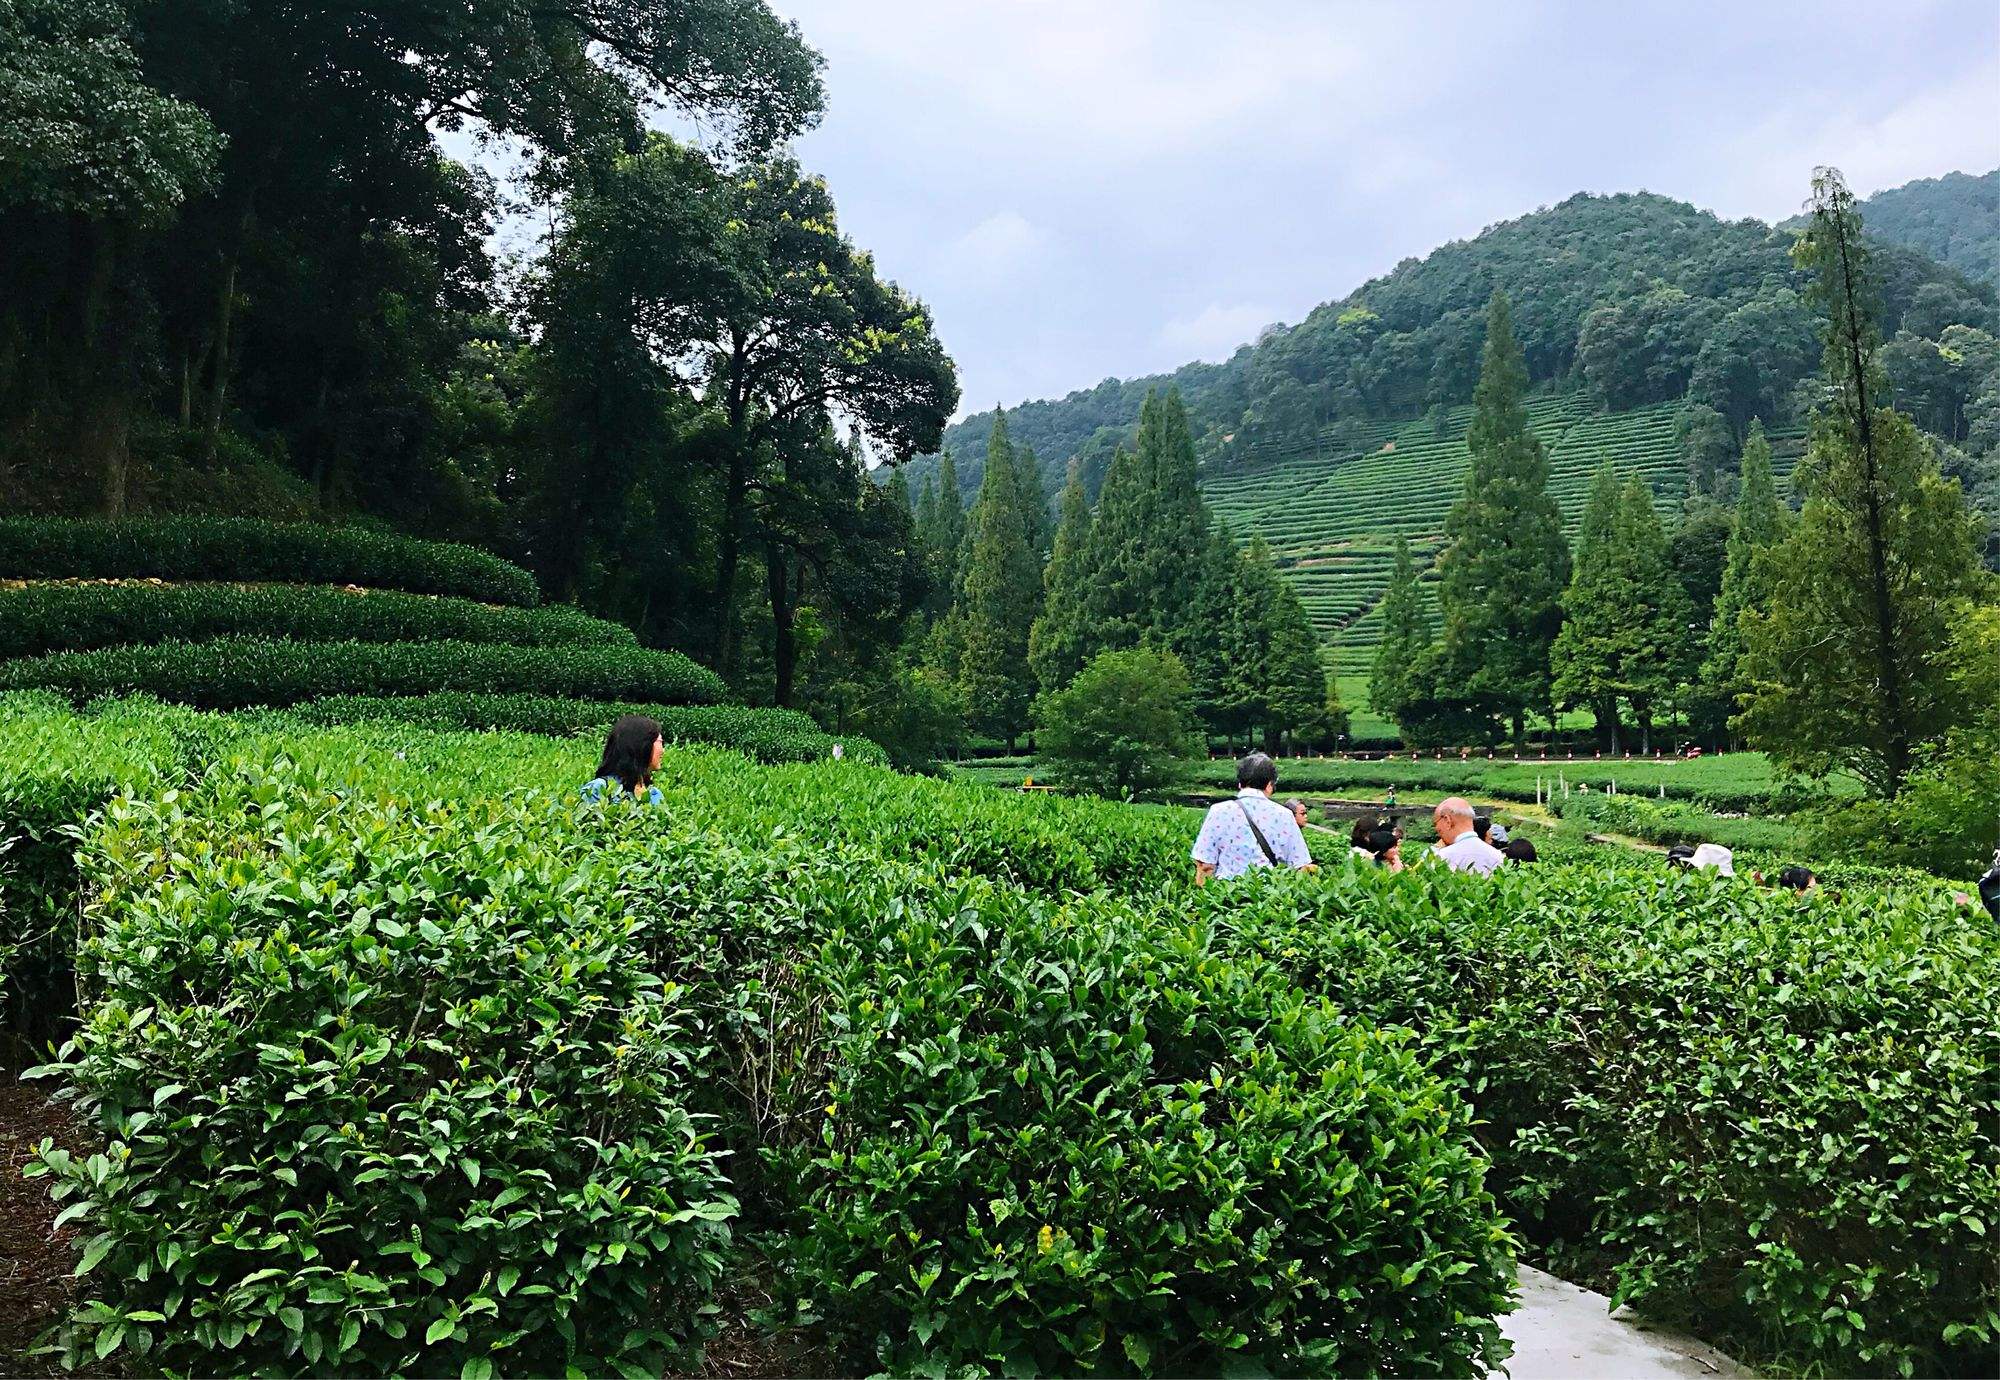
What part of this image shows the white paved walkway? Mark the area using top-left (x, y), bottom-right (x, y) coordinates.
top-left (1502, 1266), bottom-right (1748, 1379)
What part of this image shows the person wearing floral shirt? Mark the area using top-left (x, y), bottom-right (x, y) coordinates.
top-left (1192, 752), bottom-right (1315, 883)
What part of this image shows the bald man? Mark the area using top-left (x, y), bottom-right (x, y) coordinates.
top-left (1430, 796), bottom-right (1504, 876)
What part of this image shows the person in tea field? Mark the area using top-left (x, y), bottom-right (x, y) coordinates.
top-left (1429, 797), bottom-right (1503, 876)
top-left (582, 714), bottom-right (666, 805)
top-left (1349, 813), bottom-right (1383, 862)
top-left (1365, 827), bottom-right (1404, 871)
top-left (1288, 798), bottom-right (1312, 833)
top-left (1503, 836), bottom-right (1538, 864)
top-left (1192, 752), bottom-right (1316, 883)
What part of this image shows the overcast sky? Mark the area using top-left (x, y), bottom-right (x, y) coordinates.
top-left (762, 0), bottom-right (2000, 419)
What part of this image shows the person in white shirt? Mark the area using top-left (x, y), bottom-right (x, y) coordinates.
top-left (1430, 796), bottom-right (1504, 876)
top-left (1192, 753), bottom-right (1316, 883)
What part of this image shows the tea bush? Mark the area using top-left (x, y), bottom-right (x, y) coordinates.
top-left (0, 582), bottom-right (632, 658)
top-left (1200, 863), bottom-right (2000, 1377)
top-left (0, 637), bottom-right (727, 708)
top-left (293, 693), bottom-right (883, 765)
top-left (782, 884), bottom-right (1516, 1377)
top-left (27, 774), bottom-right (735, 1376)
top-left (0, 516), bottom-right (540, 606)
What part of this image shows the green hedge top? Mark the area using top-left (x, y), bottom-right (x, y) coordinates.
top-left (293, 693), bottom-right (885, 765)
top-left (0, 582), bottom-right (633, 659)
top-left (0, 516), bottom-right (540, 606)
top-left (0, 638), bottom-right (728, 709)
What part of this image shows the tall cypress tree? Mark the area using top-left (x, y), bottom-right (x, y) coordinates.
top-left (1141, 388), bottom-right (1210, 649)
top-left (1369, 535), bottom-right (1433, 733)
top-left (1016, 442), bottom-right (1052, 557)
top-left (1695, 419), bottom-right (1786, 742)
top-left (1435, 290), bottom-right (1571, 744)
top-left (1224, 536), bottom-right (1285, 743)
top-left (1186, 526), bottom-right (1246, 743)
top-left (884, 467), bottom-right (912, 514)
top-left (1616, 475), bottom-right (1696, 753)
top-left (1078, 439), bottom-right (1149, 656)
top-left (956, 414), bottom-right (1042, 746)
top-left (1263, 580), bottom-right (1330, 752)
top-left (1550, 463), bottom-right (1629, 750)
top-left (1738, 168), bottom-right (1988, 796)
top-left (1028, 461), bottom-right (1095, 696)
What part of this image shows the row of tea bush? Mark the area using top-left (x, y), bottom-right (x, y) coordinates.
top-left (0, 516), bottom-right (540, 606)
top-left (0, 582), bottom-right (633, 659)
top-left (8, 698), bottom-right (1996, 1376)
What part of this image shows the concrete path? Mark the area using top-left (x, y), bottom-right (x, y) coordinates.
top-left (1502, 1266), bottom-right (1748, 1379)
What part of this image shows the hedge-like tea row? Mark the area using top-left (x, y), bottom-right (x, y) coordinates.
top-left (0, 638), bottom-right (727, 709)
top-left (0, 516), bottom-right (541, 606)
top-left (292, 693), bottom-right (883, 765)
top-left (28, 760), bottom-right (1514, 1377)
top-left (1198, 864), bottom-right (2000, 1379)
top-left (0, 582), bottom-right (633, 659)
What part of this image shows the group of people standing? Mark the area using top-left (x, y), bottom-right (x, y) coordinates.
top-left (1190, 754), bottom-right (1538, 884)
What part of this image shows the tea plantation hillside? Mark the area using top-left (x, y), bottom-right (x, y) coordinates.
top-left (0, 516), bottom-right (870, 765)
top-left (2, 696), bottom-right (1995, 1378)
top-left (1198, 394), bottom-right (1806, 716)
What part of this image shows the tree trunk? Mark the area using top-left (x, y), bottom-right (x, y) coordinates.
top-left (71, 220), bottom-right (131, 516)
top-left (1830, 204), bottom-right (1910, 794)
top-left (714, 341), bottom-right (751, 677)
top-left (199, 248), bottom-right (240, 464)
top-left (1510, 706), bottom-right (1526, 752)
top-left (767, 541), bottom-right (795, 708)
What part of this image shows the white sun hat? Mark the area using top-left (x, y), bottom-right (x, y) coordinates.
top-left (1691, 843), bottom-right (1735, 876)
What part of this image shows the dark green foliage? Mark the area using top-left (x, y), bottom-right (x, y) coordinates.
top-left (0, 517), bottom-right (541, 606)
top-left (1201, 863), bottom-right (2000, 1378)
top-left (1827, 168), bottom-right (2000, 289)
top-left (784, 885), bottom-right (1516, 1377)
top-left (1034, 647), bottom-right (1193, 796)
top-left (1739, 170), bottom-right (1993, 796)
top-left (0, 638), bottom-right (727, 708)
top-left (1368, 535), bottom-right (1431, 731)
top-left (1434, 292), bottom-right (1571, 741)
top-left (0, 582), bottom-right (630, 658)
top-left (290, 694), bottom-right (882, 766)
top-left (1026, 461), bottom-right (1094, 695)
top-left (28, 772), bottom-right (736, 1376)
top-left (955, 414), bottom-right (1041, 742)
top-left (1695, 421), bottom-right (1787, 739)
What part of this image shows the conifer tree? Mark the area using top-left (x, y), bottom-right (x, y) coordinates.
top-left (1695, 420), bottom-right (1786, 741)
top-left (1550, 463), bottom-right (1629, 750)
top-left (1140, 389), bottom-right (1210, 649)
top-left (885, 467), bottom-right (912, 514)
top-left (1185, 527), bottom-right (1246, 743)
top-left (1224, 536), bottom-right (1285, 743)
top-left (1369, 535), bottom-right (1433, 732)
top-left (1016, 442), bottom-right (1052, 557)
top-left (1028, 462), bottom-right (1095, 696)
top-left (1264, 580), bottom-right (1331, 752)
top-left (1077, 439), bottom-right (1149, 655)
top-left (955, 413), bottom-right (1043, 746)
top-left (1435, 290), bottom-right (1571, 744)
top-left (1615, 475), bottom-right (1696, 753)
top-left (1738, 168), bottom-right (1989, 796)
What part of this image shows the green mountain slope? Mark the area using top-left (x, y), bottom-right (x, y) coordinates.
top-left (1800, 168), bottom-right (2000, 288)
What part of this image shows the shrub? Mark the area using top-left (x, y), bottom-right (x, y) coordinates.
top-left (0, 582), bottom-right (633, 659)
top-left (1200, 863), bottom-right (2000, 1377)
top-left (0, 638), bottom-right (727, 708)
top-left (777, 882), bottom-right (1516, 1377)
top-left (0, 516), bottom-right (540, 606)
top-left (291, 694), bottom-right (883, 765)
top-left (26, 773), bottom-right (735, 1376)
top-left (1553, 789), bottom-right (1801, 852)
top-left (1034, 647), bottom-right (1195, 796)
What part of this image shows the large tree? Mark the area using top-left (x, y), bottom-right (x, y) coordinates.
top-left (1613, 475), bottom-right (1697, 752)
top-left (1368, 536), bottom-right (1434, 737)
top-left (1737, 169), bottom-right (1991, 796)
top-left (1027, 461), bottom-right (1094, 697)
top-left (1549, 464), bottom-right (1630, 750)
top-left (1694, 420), bottom-right (1787, 742)
top-left (1433, 290), bottom-right (1571, 744)
top-left (955, 417), bottom-right (1042, 746)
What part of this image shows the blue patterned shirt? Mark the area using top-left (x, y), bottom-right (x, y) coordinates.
top-left (580, 776), bottom-right (664, 806)
top-left (1192, 789), bottom-right (1314, 879)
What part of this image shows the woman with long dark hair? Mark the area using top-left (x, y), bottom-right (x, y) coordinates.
top-left (582, 715), bottom-right (665, 804)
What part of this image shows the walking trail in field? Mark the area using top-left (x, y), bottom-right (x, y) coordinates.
top-left (1503, 1266), bottom-right (1748, 1379)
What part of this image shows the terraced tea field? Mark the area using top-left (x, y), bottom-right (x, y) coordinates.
top-left (1199, 394), bottom-right (1803, 734)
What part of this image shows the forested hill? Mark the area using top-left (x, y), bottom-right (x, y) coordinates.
top-left (911, 177), bottom-right (1998, 501)
top-left (1797, 168), bottom-right (1999, 289)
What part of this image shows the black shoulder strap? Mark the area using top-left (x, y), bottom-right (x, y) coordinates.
top-left (1236, 799), bottom-right (1280, 866)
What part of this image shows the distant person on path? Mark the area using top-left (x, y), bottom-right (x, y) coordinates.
top-left (582, 714), bottom-right (666, 805)
top-left (1429, 797), bottom-right (1503, 876)
top-left (1193, 752), bottom-right (1315, 884)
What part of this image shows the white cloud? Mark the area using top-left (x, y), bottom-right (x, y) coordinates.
top-left (1157, 303), bottom-right (1278, 361)
top-left (931, 211), bottom-right (1055, 292)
